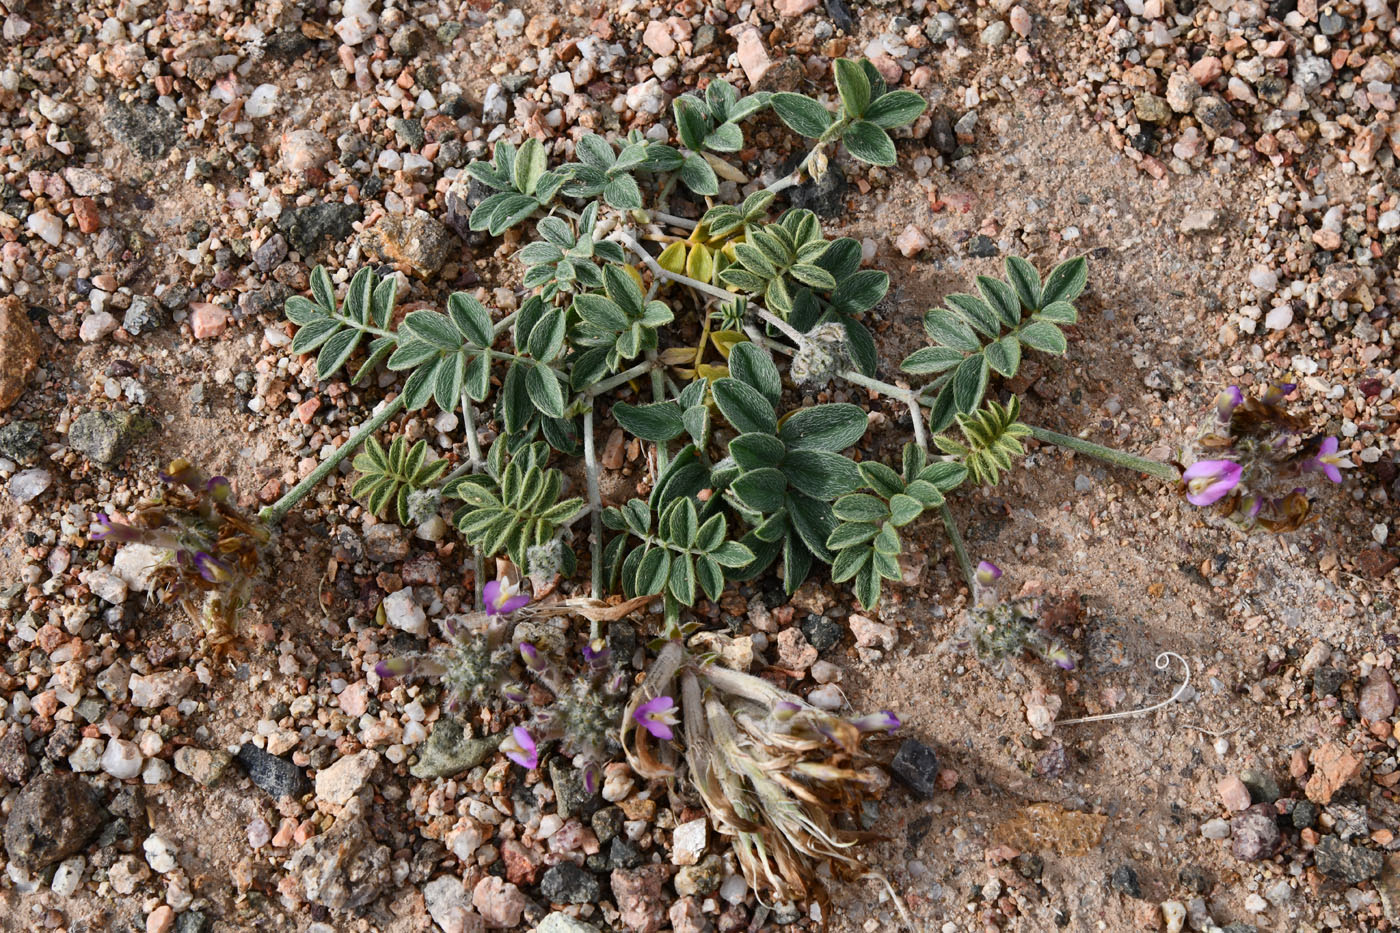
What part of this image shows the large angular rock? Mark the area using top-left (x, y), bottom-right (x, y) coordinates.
top-left (4, 772), bottom-right (103, 869)
top-left (286, 800), bottom-right (390, 911)
top-left (277, 202), bottom-right (363, 255)
top-left (0, 296), bottom-right (42, 412)
top-left (103, 98), bottom-right (183, 161)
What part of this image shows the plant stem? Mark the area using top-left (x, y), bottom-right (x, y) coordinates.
top-left (614, 230), bottom-right (734, 304)
top-left (493, 309), bottom-right (518, 337)
top-left (586, 358), bottom-right (658, 397)
top-left (753, 307), bottom-right (806, 346)
top-left (259, 393), bottom-right (408, 526)
top-left (649, 210), bottom-right (698, 230)
top-left (331, 314), bottom-right (396, 339)
top-left (648, 352), bottom-right (669, 474)
top-left (583, 404), bottom-right (604, 600)
top-left (938, 502), bottom-right (974, 590)
top-left (762, 117), bottom-right (849, 195)
top-left (460, 389), bottom-right (485, 611)
top-left (460, 391), bottom-right (484, 470)
top-left (1026, 425), bottom-right (1178, 481)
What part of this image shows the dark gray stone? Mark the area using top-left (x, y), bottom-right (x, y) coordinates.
top-left (174, 910), bottom-right (210, 933)
top-left (784, 164), bottom-right (847, 218)
top-left (800, 614), bottom-right (843, 653)
top-left (1291, 799), bottom-right (1317, 829)
top-left (1178, 865), bottom-right (1213, 895)
top-left (967, 235), bottom-right (999, 258)
top-left (389, 117), bottom-right (424, 150)
top-left (1110, 864), bottom-right (1142, 899)
top-left (1240, 768), bottom-right (1279, 804)
top-left (549, 759), bottom-right (600, 821)
top-left (540, 862), bottom-right (601, 904)
top-left (252, 234), bottom-right (288, 273)
top-left (929, 110), bottom-right (957, 155)
top-left (1313, 667), bottom-right (1346, 696)
top-left (122, 297), bottom-right (166, 336)
top-left (235, 742), bottom-right (310, 799)
top-left (103, 98), bottom-right (183, 161)
top-left (1192, 96), bottom-right (1232, 134)
top-left (1313, 835), bottom-right (1382, 884)
top-left (890, 738), bottom-right (939, 798)
top-left (3, 772), bottom-right (103, 869)
top-left (590, 807), bottom-right (624, 845)
top-left (1317, 12), bottom-right (1345, 35)
top-left (411, 719), bottom-right (500, 779)
top-left (824, 0), bottom-right (856, 33)
top-left (0, 421), bottom-right (43, 462)
top-left (68, 409), bottom-right (151, 468)
top-left (277, 202), bottom-right (363, 255)
top-left (608, 837), bottom-right (643, 869)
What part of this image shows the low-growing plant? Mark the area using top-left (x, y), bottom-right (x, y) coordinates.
top-left (92, 55), bottom-right (1354, 914)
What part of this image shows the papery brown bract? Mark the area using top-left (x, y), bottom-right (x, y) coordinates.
top-left (92, 460), bottom-right (272, 650)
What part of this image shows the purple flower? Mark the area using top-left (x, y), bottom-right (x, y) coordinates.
top-left (1043, 646), bottom-right (1076, 671)
top-left (772, 701), bottom-right (802, 722)
top-left (1182, 459), bottom-right (1243, 506)
top-left (1305, 436), bottom-right (1346, 484)
top-left (1215, 386), bottom-right (1243, 424)
top-left (975, 561), bottom-right (1002, 587)
top-left (502, 726), bottom-right (538, 769)
top-left (90, 513), bottom-right (142, 543)
top-left (501, 683), bottom-right (529, 704)
top-left (192, 551), bottom-right (230, 583)
top-left (484, 578), bottom-right (530, 616)
top-left (851, 711), bottom-right (901, 733)
top-left (633, 695), bottom-right (679, 741)
top-left (582, 639), bottom-right (610, 668)
top-left (374, 658), bottom-right (409, 679)
top-left (1260, 382), bottom-right (1296, 408)
top-left (581, 761), bottom-right (600, 795)
top-left (374, 656), bottom-right (444, 680)
top-left (519, 642), bottom-right (547, 672)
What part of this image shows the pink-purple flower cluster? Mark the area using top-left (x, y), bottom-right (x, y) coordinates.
top-left (1178, 382), bottom-right (1350, 532)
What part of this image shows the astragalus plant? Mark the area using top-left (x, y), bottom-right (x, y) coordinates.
top-left (220, 53), bottom-right (1350, 912)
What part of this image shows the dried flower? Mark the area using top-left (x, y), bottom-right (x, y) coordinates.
top-left (1182, 459), bottom-right (1243, 506)
top-left (623, 643), bottom-right (898, 907)
top-left (633, 695), bottom-right (679, 740)
top-left (502, 726), bottom-right (538, 769)
top-left (90, 459), bottom-right (271, 649)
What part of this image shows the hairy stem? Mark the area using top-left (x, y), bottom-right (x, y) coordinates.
top-left (583, 404), bottom-right (604, 600)
top-left (648, 210), bottom-right (698, 230)
top-left (762, 117), bottom-right (850, 195)
top-left (586, 358), bottom-right (659, 397)
top-left (259, 393), bottom-right (408, 526)
top-left (613, 230), bottom-right (734, 304)
top-left (1027, 425), bottom-right (1178, 481)
top-left (938, 502), bottom-right (975, 590)
top-left (648, 351), bottom-right (670, 473)
top-left (460, 389), bottom-right (485, 611)
top-left (753, 307), bottom-right (806, 346)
